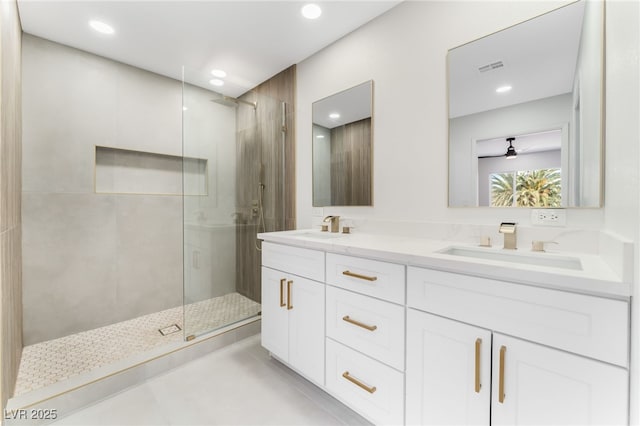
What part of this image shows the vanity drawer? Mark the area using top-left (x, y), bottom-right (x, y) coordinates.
top-left (326, 253), bottom-right (405, 304)
top-left (262, 242), bottom-right (324, 282)
top-left (407, 267), bottom-right (630, 367)
top-left (326, 286), bottom-right (405, 371)
top-left (326, 338), bottom-right (404, 425)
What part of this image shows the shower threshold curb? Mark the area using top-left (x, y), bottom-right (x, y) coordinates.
top-left (4, 317), bottom-right (261, 425)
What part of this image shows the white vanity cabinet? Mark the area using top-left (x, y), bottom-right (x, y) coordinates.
top-left (490, 333), bottom-right (628, 425)
top-left (261, 242), bottom-right (325, 385)
top-left (406, 266), bottom-right (630, 426)
top-left (324, 253), bottom-right (406, 425)
top-left (406, 311), bottom-right (492, 425)
top-left (259, 234), bottom-right (632, 426)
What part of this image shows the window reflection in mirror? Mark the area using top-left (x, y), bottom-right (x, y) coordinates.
top-left (478, 130), bottom-right (563, 207)
top-left (312, 80), bottom-right (373, 207)
top-left (448, 0), bottom-right (604, 208)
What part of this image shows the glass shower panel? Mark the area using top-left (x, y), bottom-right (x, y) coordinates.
top-left (182, 68), bottom-right (287, 339)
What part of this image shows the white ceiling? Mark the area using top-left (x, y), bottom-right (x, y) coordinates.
top-left (313, 80), bottom-right (371, 128)
top-left (448, 1), bottom-right (585, 118)
top-left (17, 1), bottom-right (401, 97)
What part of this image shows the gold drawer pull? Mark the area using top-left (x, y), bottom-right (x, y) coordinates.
top-left (342, 270), bottom-right (378, 281)
top-left (499, 345), bottom-right (506, 403)
top-left (287, 280), bottom-right (293, 310)
top-left (342, 371), bottom-right (377, 394)
top-left (475, 338), bottom-right (481, 393)
top-left (279, 279), bottom-right (286, 307)
top-left (342, 315), bottom-right (377, 331)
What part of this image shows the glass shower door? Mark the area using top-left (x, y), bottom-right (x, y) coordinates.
top-left (181, 67), bottom-right (287, 339)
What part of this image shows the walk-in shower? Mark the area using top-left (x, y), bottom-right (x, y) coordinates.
top-left (15, 37), bottom-right (292, 401)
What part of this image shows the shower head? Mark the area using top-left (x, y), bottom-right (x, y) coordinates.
top-left (210, 96), bottom-right (257, 110)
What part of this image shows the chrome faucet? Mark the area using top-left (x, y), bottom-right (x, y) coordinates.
top-left (323, 215), bottom-right (340, 233)
top-left (499, 222), bottom-right (517, 250)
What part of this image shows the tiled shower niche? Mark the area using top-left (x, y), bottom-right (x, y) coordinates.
top-left (95, 146), bottom-right (207, 196)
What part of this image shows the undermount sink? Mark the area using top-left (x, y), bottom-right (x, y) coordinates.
top-left (439, 246), bottom-right (583, 271)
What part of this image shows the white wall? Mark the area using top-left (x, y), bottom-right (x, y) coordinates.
top-left (296, 0), bottom-right (605, 229)
top-left (602, 1), bottom-right (640, 423)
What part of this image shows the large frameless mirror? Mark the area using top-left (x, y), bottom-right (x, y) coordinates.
top-left (312, 80), bottom-right (373, 207)
top-left (448, 0), bottom-right (604, 208)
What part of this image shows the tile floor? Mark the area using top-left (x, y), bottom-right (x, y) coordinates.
top-left (15, 293), bottom-right (261, 395)
top-left (51, 334), bottom-right (370, 426)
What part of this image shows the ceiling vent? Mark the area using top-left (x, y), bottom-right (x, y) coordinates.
top-left (478, 61), bottom-right (504, 73)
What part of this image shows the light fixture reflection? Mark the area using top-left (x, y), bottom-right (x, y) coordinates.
top-left (209, 79), bottom-right (224, 87)
top-left (496, 85), bottom-right (512, 93)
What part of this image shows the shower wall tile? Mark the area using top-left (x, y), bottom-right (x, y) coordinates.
top-left (235, 65), bottom-right (296, 302)
top-left (22, 193), bottom-right (118, 345)
top-left (22, 34), bottom-right (183, 193)
top-left (0, 0), bottom-right (22, 410)
top-left (184, 224), bottom-right (236, 304)
top-left (114, 66), bottom-right (182, 157)
top-left (22, 35), bottom-right (118, 194)
top-left (114, 195), bottom-right (183, 322)
top-left (252, 65), bottom-right (297, 229)
top-left (1, 228), bottom-right (22, 405)
top-left (22, 36), bottom-right (189, 345)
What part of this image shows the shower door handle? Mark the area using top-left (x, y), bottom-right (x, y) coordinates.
top-left (279, 279), bottom-right (286, 307)
top-left (286, 280), bottom-right (293, 310)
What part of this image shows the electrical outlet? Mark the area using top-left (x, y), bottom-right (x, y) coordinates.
top-left (531, 209), bottom-right (566, 226)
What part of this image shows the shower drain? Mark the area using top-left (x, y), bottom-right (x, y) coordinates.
top-left (158, 324), bottom-right (181, 336)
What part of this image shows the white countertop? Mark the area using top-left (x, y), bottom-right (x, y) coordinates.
top-left (258, 229), bottom-right (631, 300)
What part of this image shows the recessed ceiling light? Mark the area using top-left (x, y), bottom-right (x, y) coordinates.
top-left (211, 69), bottom-right (227, 78)
top-left (209, 79), bottom-right (225, 87)
top-left (301, 4), bottom-right (322, 20)
top-left (89, 20), bottom-right (114, 35)
top-left (183, 106), bottom-right (188, 111)
top-left (496, 85), bottom-right (512, 93)
top-left (329, 113), bottom-right (340, 119)
top-left (316, 135), bottom-right (325, 139)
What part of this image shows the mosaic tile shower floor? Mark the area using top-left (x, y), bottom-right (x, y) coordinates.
top-left (14, 292), bottom-right (261, 396)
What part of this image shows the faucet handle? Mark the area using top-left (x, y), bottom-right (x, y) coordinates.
top-left (479, 235), bottom-right (491, 247)
top-left (531, 240), bottom-right (558, 252)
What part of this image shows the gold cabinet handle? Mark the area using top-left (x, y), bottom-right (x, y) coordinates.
top-left (342, 315), bottom-right (377, 331)
top-left (342, 270), bottom-right (378, 281)
top-left (286, 280), bottom-right (293, 310)
top-left (499, 345), bottom-right (506, 403)
top-left (279, 279), bottom-right (286, 307)
top-left (342, 371), bottom-right (376, 394)
top-left (475, 338), bottom-right (482, 393)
